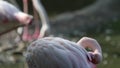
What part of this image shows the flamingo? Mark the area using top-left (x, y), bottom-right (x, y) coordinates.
top-left (0, 0), bottom-right (50, 42)
top-left (0, 1), bottom-right (33, 36)
top-left (25, 37), bottom-right (102, 68)
top-left (21, 0), bottom-right (50, 41)
top-left (32, 0), bottom-right (50, 38)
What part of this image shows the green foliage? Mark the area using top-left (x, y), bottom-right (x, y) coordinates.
top-left (0, 62), bottom-right (25, 68)
top-left (96, 35), bottom-right (120, 68)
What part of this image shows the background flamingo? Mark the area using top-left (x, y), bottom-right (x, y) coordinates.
top-left (21, 0), bottom-right (50, 41)
top-left (0, 0), bottom-right (50, 42)
top-left (0, 1), bottom-right (33, 36)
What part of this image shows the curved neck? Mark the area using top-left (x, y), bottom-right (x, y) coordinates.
top-left (32, 0), bottom-right (49, 26)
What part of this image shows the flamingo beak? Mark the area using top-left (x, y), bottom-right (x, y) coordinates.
top-left (14, 12), bottom-right (33, 25)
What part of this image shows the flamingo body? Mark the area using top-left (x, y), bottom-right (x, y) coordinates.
top-left (26, 37), bottom-right (102, 68)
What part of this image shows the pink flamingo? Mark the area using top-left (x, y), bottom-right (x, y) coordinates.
top-left (22, 0), bottom-right (50, 41)
top-left (0, 1), bottom-right (33, 40)
top-left (25, 37), bottom-right (102, 68)
top-left (0, 0), bottom-right (50, 42)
